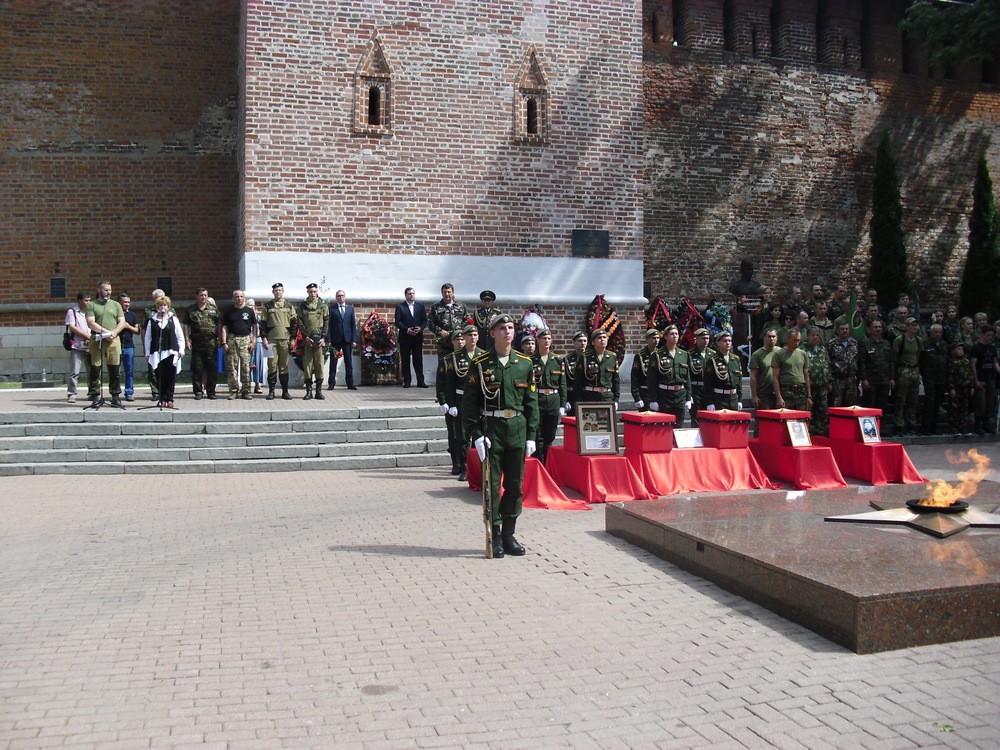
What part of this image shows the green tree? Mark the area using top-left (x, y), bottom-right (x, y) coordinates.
top-left (960, 155), bottom-right (1000, 319)
top-left (868, 130), bottom-right (909, 306)
top-left (901, 0), bottom-right (1000, 68)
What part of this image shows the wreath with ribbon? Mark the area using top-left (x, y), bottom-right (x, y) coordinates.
top-left (586, 294), bottom-right (626, 364)
top-left (361, 311), bottom-right (397, 371)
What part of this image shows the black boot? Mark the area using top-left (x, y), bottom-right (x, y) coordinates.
top-left (450, 454), bottom-right (460, 476)
top-left (491, 527), bottom-right (505, 559)
top-left (502, 517), bottom-right (525, 556)
top-left (458, 455), bottom-right (467, 482)
top-left (304, 383), bottom-right (313, 400)
top-left (266, 384), bottom-right (275, 401)
top-left (280, 374), bottom-right (292, 400)
top-left (314, 379), bottom-right (325, 400)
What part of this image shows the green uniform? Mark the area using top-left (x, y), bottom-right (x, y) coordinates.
top-left (647, 347), bottom-right (691, 423)
top-left (948, 355), bottom-right (974, 433)
top-left (444, 346), bottom-right (485, 462)
top-left (297, 297), bottom-right (329, 386)
top-left (533, 351), bottom-right (567, 464)
top-left (262, 298), bottom-right (297, 388)
top-left (805, 344), bottom-right (832, 435)
top-left (428, 300), bottom-right (469, 383)
top-left (630, 347), bottom-right (657, 410)
top-left (463, 349), bottom-right (539, 527)
top-left (473, 306), bottom-right (503, 350)
top-left (86, 297), bottom-right (125, 399)
top-left (860, 336), bottom-right (893, 415)
top-left (185, 302), bottom-right (220, 397)
top-left (688, 346), bottom-right (710, 425)
top-left (892, 334), bottom-right (923, 432)
top-left (920, 338), bottom-right (950, 434)
top-left (772, 347), bottom-right (810, 411)
top-left (704, 352), bottom-right (742, 410)
top-left (573, 349), bottom-right (620, 404)
top-left (749, 346), bottom-right (776, 410)
top-left (827, 337), bottom-right (859, 407)
top-left (564, 351), bottom-right (581, 408)
top-left (810, 317), bottom-right (836, 347)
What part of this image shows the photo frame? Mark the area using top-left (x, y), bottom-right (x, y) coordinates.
top-left (859, 416), bottom-right (881, 444)
top-left (786, 420), bottom-right (812, 447)
top-left (574, 403), bottom-right (618, 455)
top-left (673, 428), bottom-right (703, 449)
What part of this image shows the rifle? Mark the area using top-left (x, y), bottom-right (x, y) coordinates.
top-left (482, 442), bottom-right (493, 559)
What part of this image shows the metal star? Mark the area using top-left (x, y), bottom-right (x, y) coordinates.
top-left (825, 501), bottom-right (1000, 539)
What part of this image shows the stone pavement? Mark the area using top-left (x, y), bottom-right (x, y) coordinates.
top-left (2, 446), bottom-right (1000, 749)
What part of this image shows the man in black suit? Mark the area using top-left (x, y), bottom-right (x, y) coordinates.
top-left (327, 289), bottom-right (358, 390)
top-left (394, 287), bottom-right (428, 388)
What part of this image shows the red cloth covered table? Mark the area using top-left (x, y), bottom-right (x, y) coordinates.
top-left (465, 451), bottom-right (590, 510)
top-left (697, 409), bottom-right (752, 449)
top-left (755, 408), bottom-right (812, 446)
top-left (828, 406), bottom-right (883, 442)
top-left (544, 446), bottom-right (654, 504)
top-left (749, 439), bottom-right (847, 490)
top-left (625, 447), bottom-right (779, 496)
top-left (621, 411), bottom-right (676, 452)
top-left (812, 437), bottom-right (926, 486)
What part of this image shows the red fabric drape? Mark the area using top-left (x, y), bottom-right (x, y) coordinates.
top-left (544, 447), bottom-right (654, 504)
top-left (465, 451), bottom-right (591, 510)
top-left (812, 437), bottom-right (926, 486)
top-left (625, 447), bottom-right (779, 496)
top-left (749, 439), bottom-right (847, 490)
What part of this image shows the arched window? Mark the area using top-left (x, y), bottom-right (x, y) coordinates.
top-left (514, 47), bottom-right (549, 145)
top-left (367, 86), bottom-right (381, 126)
top-left (353, 33), bottom-right (393, 135)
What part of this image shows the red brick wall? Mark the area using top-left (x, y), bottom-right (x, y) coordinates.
top-left (0, 0), bottom-right (240, 324)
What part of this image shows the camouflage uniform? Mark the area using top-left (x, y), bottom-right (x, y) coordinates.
top-left (185, 302), bottom-right (220, 398)
top-left (261, 298), bottom-right (296, 398)
top-left (892, 334), bottom-right (923, 433)
top-left (827, 337), bottom-right (859, 407)
top-left (948, 353), bottom-right (975, 434)
top-left (805, 343), bottom-right (832, 435)
top-left (860, 336), bottom-right (894, 415)
top-left (428, 300), bottom-right (469, 384)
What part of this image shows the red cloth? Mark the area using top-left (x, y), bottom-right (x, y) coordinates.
top-left (812, 437), bottom-right (926, 486)
top-left (465, 450), bottom-right (590, 510)
top-left (749, 439), bottom-right (847, 490)
top-left (625, 447), bottom-right (779, 496)
top-left (544, 446), bottom-right (654, 504)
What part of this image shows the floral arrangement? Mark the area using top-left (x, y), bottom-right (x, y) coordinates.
top-left (361, 311), bottom-right (397, 370)
top-left (586, 294), bottom-right (626, 363)
top-left (516, 305), bottom-right (547, 351)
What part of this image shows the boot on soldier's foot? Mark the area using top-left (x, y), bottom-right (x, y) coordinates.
top-left (266, 386), bottom-right (275, 400)
top-left (314, 380), bottom-right (325, 400)
top-left (491, 529), bottom-right (505, 559)
top-left (280, 375), bottom-right (292, 400)
top-left (501, 518), bottom-right (526, 556)
top-left (304, 383), bottom-right (313, 400)
top-left (450, 455), bottom-right (461, 476)
top-left (458, 456), bottom-right (467, 482)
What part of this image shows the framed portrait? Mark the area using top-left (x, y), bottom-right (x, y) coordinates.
top-left (859, 416), bottom-right (880, 444)
top-left (673, 428), bottom-right (703, 449)
top-left (574, 403), bottom-right (618, 455)
top-left (786, 420), bottom-right (812, 447)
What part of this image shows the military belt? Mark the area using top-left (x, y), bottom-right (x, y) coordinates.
top-left (658, 384), bottom-right (684, 391)
top-left (538, 388), bottom-right (559, 395)
top-left (691, 379), bottom-right (704, 386)
top-left (486, 409), bottom-right (522, 419)
top-left (455, 388), bottom-right (464, 395)
top-left (713, 388), bottom-right (737, 395)
top-left (584, 386), bottom-right (608, 393)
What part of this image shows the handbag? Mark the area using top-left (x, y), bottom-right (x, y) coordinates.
top-left (63, 327), bottom-right (73, 351)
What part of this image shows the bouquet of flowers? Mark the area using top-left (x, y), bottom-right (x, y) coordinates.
top-left (360, 311), bottom-right (397, 371)
top-left (516, 305), bottom-right (547, 351)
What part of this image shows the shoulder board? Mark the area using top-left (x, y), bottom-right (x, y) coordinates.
top-left (513, 352), bottom-right (533, 363)
top-left (471, 352), bottom-right (491, 365)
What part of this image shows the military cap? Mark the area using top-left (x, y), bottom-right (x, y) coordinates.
top-left (462, 324), bottom-right (477, 335)
top-left (590, 328), bottom-right (608, 341)
top-left (450, 329), bottom-right (465, 341)
top-left (479, 290), bottom-right (496, 302)
top-left (663, 324), bottom-right (679, 334)
top-left (695, 328), bottom-right (710, 337)
top-left (306, 283), bottom-right (318, 290)
top-left (905, 316), bottom-right (918, 325)
top-left (645, 328), bottom-right (660, 338)
top-left (271, 282), bottom-right (283, 290)
top-left (951, 341), bottom-right (965, 352)
top-left (489, 313), bottom-right (514, 330)
top-left (521, 334), bottom-right (536, 344)
top-left (573, 330), bottom-right (589, 341)
top-left (537, 328), bottom-right (551, 337)
top-left (715, 331), bottom-right (731, 342)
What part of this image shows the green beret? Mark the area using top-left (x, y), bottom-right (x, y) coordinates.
top-left (644, 329), bottom-right (660, 338)
top-left (590, 329), bottom-right (608, 341)
top-left (490, 313), bottom-right (514, 330)
top-left (715, 331), bottom-right (731, 342)
top-left (450, 329), bottom-right (464, 340)
top-left (462, 324), bottom-right (476, 335)
top-left (695, 328), bottom-right (710, 337)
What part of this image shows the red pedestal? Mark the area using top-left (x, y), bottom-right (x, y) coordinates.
top-left (755, 409), bottom-right (812, 446)
top-left (828, 406), bottom-right (883, 443)
top-left (749, 439), bottom-right (847, 490)
top-left (621, 411), bottom-right (676, 453)
top-left (812, 437), bottom-right (926, 486)
top-left (561, 415), bottom-right (579, 454)
top-left (545, 446), bottom-right (654, 504)
top-left (625, 447), bottom-right (779, 496)
top-left (465, 451), bottom-right (591, 510)
top-left (697, 409), bottom-right (751, 449)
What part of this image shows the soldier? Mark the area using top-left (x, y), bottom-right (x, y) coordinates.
top-left (463, 314), bottom-right (539, 559)
top-left (445, 325), bottom-right (485, 481)
top-left (428, 283), bottom-right (469, 387)
top-left (892, 316), bottom-right (923, 435)
top-left (704, 332), bottom-right (742, 410)
top-left (860, 320), bottom-right (894, 420)
top-left (919, 323), bottom-right (949, 435)
top-left (184, 288), bottom-right (220, 400)
top-left (749, 328), bottom-right (778, 411)
top-left (565, 331), bottom-right (588, 410)
top-left (970, 325), bottom-right (999, 435)
top-left (827, 322), bottom-right (860, 407)
top-left (142, 288), bottom-right (168, 401)
top-left (630, 329), bottom-right (660, 411)
top-left (261, 282), bottom-right (296, 400)
top-left (473, 290), bottom-right (502, 350)
top-left (806, 283), bottom-right (826, 317)
top-left (85, 281), bottom-right (127, 407)
top-left (942, 305), bottom-right (961, 347)
top-left (440, 328), bottom-right (467, 477)
top-left (886, 305), bottom-right (909, 344)
top-left (533, 328), bottom-right (567, 465)
top-left (772, 330), bottom-right (812, 411)
top-left (520, 335), bottom-right (536, 357)
top-left (647, 324), bottom-right (691, 424)
top-left (688, 327), bottom-right (712, 425)
top-left (297, 282), bottom-right (329, 401)
top-left (810, 300), bottom-right (836, 347)
top-left (573, 329), bottom-right (620, 407)
top-left (805, 327), bottom-right (832, 435)
top-left (947, 342), bottom-right (975, 435)
top-left (220, 290), bottom-right (256, 400)
top-left (828, 284), bottom-right (850, 321)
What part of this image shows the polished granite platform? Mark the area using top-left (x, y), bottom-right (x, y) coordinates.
top-left (606, 482), bottom-right (1000, 654)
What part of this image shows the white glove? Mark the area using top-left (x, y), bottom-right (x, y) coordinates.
top-left (564, 402), bottom-right (572, 412)
top-left (447, 406), bottom-right (458, 417)
top-left (614, 402), bottom-right (619, 410)
top-left (635, 399), bottom-right (644, 409)
top-left (650, 402), bottom-right (659, 412)
top-left (475, 436), bottom-right (491, 461)
top-left (558, 407), bottom-right (566, 417)
top-left (684, 400), bottom-right (692, 410)
top-left (525, 440), bottom-right (536, 457)
top-left (737, 401), bottom-right (743, 409)
top-left (439, 403), bottom-right (449, 415)
top-left (707, 404), bottom-right (716, 411)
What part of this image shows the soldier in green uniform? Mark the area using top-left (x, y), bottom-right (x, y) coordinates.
top-left (859, 320), bottom-right (895, 423)
top-left (532, 328), bottom-right (567, 465)
top-left (463, 314), bottom-right (539, 559)
top-left (827, 322), bottom-right (859, 407)
top-left (749, 328), bottom-right (778, 411)
top-left (810, 300), bottom-right (836, 347)
top-left (772, 330), bottom-right (812, 411)
top-left (261, 282), bottom-right (296, 400)
top-left (444, 325), bottom-right (485, 481)
top-left (565, 331), bottom-right (588, 410)
top-left (647, 325), bottom-right (691, 424)
top-left (85, 281), bottom-right (127, 407)
top-left (704, 332), bottom-right (742, 410)
top-left (473, 290), bottom-right (502, 351)
top-left (439, 328), bottom-right (466, 477)
top-left (184, 288), bottom-right (220, 400)
top-left (573, 329), bottom-right (620, 407)
top-left (805, 327), bottom-right (832, 435)
top-left (630, 329), bottom-right (660, 411)
top-left (142, 288), bottom-right (169, 401)
top-left (688, 328), bottom-right (712, 425)
top-left (428, 283), bottom-right (469, 388)
top-left (919, 323), bottom-right (949, 434)
top-left (297, 283), bottom-right (329, 400)
top-left (892, 316), bottom-right (923, 435)
top-left (948, 341), bottom-right (975, 435)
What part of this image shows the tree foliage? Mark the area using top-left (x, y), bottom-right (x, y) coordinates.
top-left (868, 130), bottom-right (910, 306)
top-left (960, 155), bottom-right (1000, 319)
top-left (901, 0), bottom-right (1000, 67)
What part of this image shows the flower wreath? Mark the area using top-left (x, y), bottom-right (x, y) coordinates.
top-left (361, 311), bottom-right (397, 370)
top-left (516, 305), bottom-right (548, 351)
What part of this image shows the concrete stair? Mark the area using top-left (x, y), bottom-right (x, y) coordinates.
top-left (0, 405), bottom-right (449, 476)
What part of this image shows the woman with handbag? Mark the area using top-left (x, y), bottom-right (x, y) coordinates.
top-left (64, 292), bottom-right (91, 402)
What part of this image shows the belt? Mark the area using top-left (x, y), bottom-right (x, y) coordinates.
top-left (455, 388), bottom-right (464, 395)
top-left (486, 409), bottom-right (522, 419)
top-left (584, 386), bottom-right (608, 393)
top-left (691, 379), bottom-right (704, 386)
top-left (539, 388), bottom-right (558, 395)
top-left (713, 388), bottom-right (737, 395)
top-left (658, 384), bottom-right (684, 391)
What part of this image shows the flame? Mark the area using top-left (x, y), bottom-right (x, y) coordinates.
top-left (919, 449), bottom-right (990, 507)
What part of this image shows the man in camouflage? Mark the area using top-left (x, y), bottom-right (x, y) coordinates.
top-left (948, 341), bottom-right (975, 435)
top-left (532, 328), bottom-right (567, 465)
top-left (805, 326), bottom-right (832, 435)
top-left (184, 287), bottom-right (220, 400)
top-left (860, 319), bottom-right (894, 419)
top-left (297, 283), bottom-right (329, 401)
top-left (919, 323), bottom-right (949, 435)
top-left (704, 332), bottom-right (742, 410)
top-left (428, 283), bottom-right (469, 388)
top-left (647, 325), bottom-right (691, 424)
top-left (827, 322), bottom-right (859, 407)
top-left (892, 316), bottom-right (923, 435)
top-left (630, 329), bottom-right (660, 411)
top-left (261, 282), bottom-right (296, 400)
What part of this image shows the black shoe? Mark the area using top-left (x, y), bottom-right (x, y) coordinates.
top-left (501, 518), bottom-right (526, 556)
top-left (450, 457), bottom-right (460, 476)
top-left (348, 385), bottom-right (357, 391)
top-left (90, 396), bottom-right (101, 407)
top-left (194, 392), bottom-right (203, 400)
top-left (491, 532), bottom-right (505, 559)
top-left (327, 384), bottom-right (335, 391)
top-left (281, 390), bottom-right (292, 400)
top-left (314, 389), bottom-right (325, 400)
top-left (417, 383), bottom-right (429, 388)
top-left (304, 386), bottom-right (312, 401)
top-left (458, 468), bottom-right (467, 482)
top-left (207, 393), bottom-right (217, 400)
top-left (266, 389), bottom-right (275, 400)
top-left (403, 383), bottom-right (411, 388)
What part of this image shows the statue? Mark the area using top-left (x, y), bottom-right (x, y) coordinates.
top-left (728, 259), bottom-right (763, 297)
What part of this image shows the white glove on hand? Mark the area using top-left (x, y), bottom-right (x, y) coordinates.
top-left (737, 401), bottom-right (743, 409)
top-left (707, 404), bottom-right (716, 411)
top-left (439, 403), bottom-right (449, 415)
top-left (636, 399), bottom-right (644, 409)
top-left (475, 436), bottom-right (491, 461)
top-left (447, 406), bottom-right (458, 417)
top-left (564, 402), bottom-right (572, 412)
top-left (525, 440), bottom-right (536, 457)
top-left (684, 400), bottom-right (693, 410)
top-left (614, 402), bottom-right (619, 410)
top-left (558, 407), bottom-right (566, 417)
top-left (650, 402), bottom-right (659, 412)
